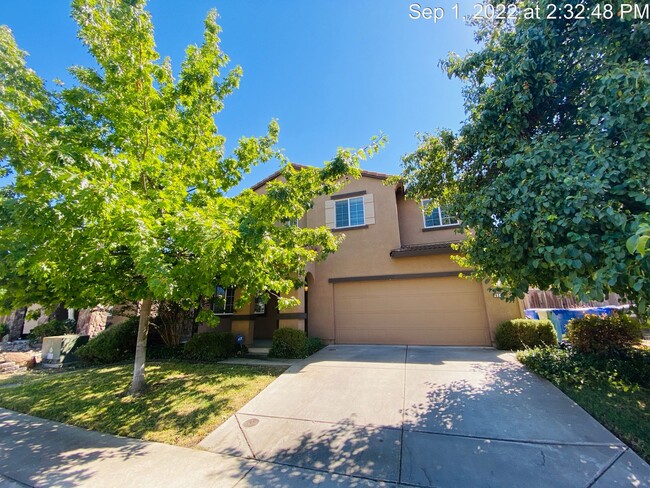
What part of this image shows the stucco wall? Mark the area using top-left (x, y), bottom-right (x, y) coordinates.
top-left (249, 170), bottom-right (521, 345)
top-left (396, 192), bottom-right (464, 246)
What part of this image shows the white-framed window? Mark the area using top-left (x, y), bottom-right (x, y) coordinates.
top-left (254, 296), bottom-right (266, 315)
top-left (335, 196), bottom-right (365, 228)
top-left (213, 286), bottom-right (235, 314)
top-left (422, 199), bottom-right (459, 228)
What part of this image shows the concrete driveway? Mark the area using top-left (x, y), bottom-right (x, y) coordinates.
top-left (201, 345), bottom-right (650, 487)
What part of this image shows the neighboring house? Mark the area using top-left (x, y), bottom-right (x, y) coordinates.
top-left (204, 165), bottom-right (522, 346)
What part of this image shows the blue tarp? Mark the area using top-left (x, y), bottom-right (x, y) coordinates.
top-left (524, 306), bottom-right (626, 339)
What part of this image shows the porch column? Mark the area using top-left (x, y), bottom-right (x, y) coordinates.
top-left (278, 287), bottom-right (306, 332)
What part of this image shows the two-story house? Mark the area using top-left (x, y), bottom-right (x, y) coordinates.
top-left (208, 166), bottom-right (522, 346)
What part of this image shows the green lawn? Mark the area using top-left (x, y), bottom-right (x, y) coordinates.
top-left (0, 362), bottom-right (284, 447)
top-left (518, 347), bottom-right (650, 463)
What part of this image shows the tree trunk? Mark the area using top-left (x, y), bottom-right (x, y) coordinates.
top-left (128, 297), bottom-right (152, 395)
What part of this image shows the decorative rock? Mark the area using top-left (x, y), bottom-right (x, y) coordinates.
top-left (76, 306), bottom-right (108, 338)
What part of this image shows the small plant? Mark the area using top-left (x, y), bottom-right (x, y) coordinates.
top-left (76, 317), bottom-right (139, 364)
top-left (0, 323), bottom-right (9, 338)
top-left (306, 337), bottom-right (324, 356)
top-left (27, 319), bottom-right (76, 343)
top-left (269, 328), bottom-right (308, 358)
top-left (495, 319), bottom-right (557, 350)
top-left (183, 332), bottom-right (238, 362)
top-left (566, 312), bottom-right (642, 357)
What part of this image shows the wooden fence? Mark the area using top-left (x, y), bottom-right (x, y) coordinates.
top-left (523, 289), bottom-right (622, 309)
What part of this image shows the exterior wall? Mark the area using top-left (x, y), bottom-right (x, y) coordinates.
top-left (238, 169), bottom-right (522, 345)
top-left (396, 192), bottom-right (463, 246)
top-left (481, 284), bottom-right (525, 344)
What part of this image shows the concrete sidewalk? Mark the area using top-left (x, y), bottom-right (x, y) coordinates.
top-left (0, 408), bottom-right (386, 487)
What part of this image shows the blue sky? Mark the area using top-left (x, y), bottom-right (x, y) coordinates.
top-left (1, 1), bottom-right (479, 192)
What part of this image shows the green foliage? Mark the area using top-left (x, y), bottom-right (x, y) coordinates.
top-left (398, 0), bottom-right (650, 314)
top-left (517, 346), bottom-right (650, 462)
top-left (182, 331), bottom-right (237, 362)
top-left (566, 313), bottom-right (642, 357)
top-left (0, 0), bottom-right (383, 390)
top-left (269, 328), bottom-right (308, 358)
top-left (27, 319), bottom-right (75, 342)
top-left (76, 317), bottom-right (139, 364)
top-left (628, 215), bottom-right (650, 257)
top-left (0, 323), bottom-right (8, 337)
top-left (495, 319), bottom-right (557, 350)
top-left (518, 346), bottom-right (650, 389)
top-left (146, 344), bottom-right (185, 361)
top-left (306, 336), bottom-right (324, 356)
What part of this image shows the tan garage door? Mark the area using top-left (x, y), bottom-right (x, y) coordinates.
top-left (334, 277), bottom-right (491, 345)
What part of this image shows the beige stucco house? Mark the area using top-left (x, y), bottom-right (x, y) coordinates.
top-left (208, 166), bottom-right (522, 347)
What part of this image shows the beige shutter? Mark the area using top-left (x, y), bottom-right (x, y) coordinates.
top-left (325, 200), bottom-right (335, 228)
top-left (364, 194), bottom-right (375, 225)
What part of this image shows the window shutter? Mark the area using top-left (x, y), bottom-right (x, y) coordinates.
top-left (363, 194), bottom-right (375, 225)
top-left (325, 200), bottom-right (335, 228)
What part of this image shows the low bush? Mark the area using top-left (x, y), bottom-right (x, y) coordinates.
top-left (566, 312), bottom-right (642, 357)
top-left (517, 347), bottom-right (650, 389)
top-left (306, 337), bottom-right (324, 356)
top-left (495, 319), bottom-right (557, 350)
top-left (183, 332), bottom-right (237, 361)
top-left (269, 328), bottom-right (308, 358)
top-left (28, 319), bottom-right (76, 343)
top-left (517, 346), bottom-right (650, 463)
top-left (147, 344), bottom-right (185, 361)
top-left (76, 317), bottom-right (139, 364)
top-left (0, 323), bottom-right (8, 337)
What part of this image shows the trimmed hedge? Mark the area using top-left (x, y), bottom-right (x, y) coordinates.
top-left (495, 319), bottom-right (557, 350)
top-left (76, 317), bottom-right (139, 364)
top-left (28, 319), bottom-right (76, 342)
top-left (269, 328), bottom-right (308, 358)
top-left (566, 312), bottom-right (642, 357)
top-left (183, 331), bottom-right (238, 361)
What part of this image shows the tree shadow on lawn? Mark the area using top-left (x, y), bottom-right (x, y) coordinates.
top-left (0, 362), bottom-right (282, 447)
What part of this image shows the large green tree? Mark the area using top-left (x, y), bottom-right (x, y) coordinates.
top-left (399, 0), bottom-right (650, 313)
top-left (0, 0), bottom-right (383, 393)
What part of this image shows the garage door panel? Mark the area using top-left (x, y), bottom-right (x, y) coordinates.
top-left (334, 277), bottom-right (491, 346)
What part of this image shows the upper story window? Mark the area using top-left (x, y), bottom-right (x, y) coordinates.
top-left (325, 192), bottom-right (375, 229)
top-left (213, 286), bottom-right (235, 314)
top-left (335, 196), bottom-right (365, 228)
top-left (422, 199), bottom-right (459, 228)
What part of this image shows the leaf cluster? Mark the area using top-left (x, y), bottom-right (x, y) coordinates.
top-left (399, 0), bottom-right (650, 312)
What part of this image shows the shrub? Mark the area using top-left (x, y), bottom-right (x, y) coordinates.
top-left (306, 337), bottom-right (324, 356)
top-left (495, 319), bottom-right (557, 350)
top-left (147, 344), bottom-right (185, 361)
top-left (269, 328), bottom-right (308, 358)
top-left (0, 323), bottom-right (8, 337)
top-left (517, 346), bottom-right (650, 389)
top-left (183, 332), bottom-right (237, 361)
top-left (28, 319), bottom-right (76, 343)
top-left (566, 312), bottom-right (642, 357)
top-left (76, 317), bottom-right (139, 364)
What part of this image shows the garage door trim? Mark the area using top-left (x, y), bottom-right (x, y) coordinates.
top-left (329, 270), bottom-right (474, 284)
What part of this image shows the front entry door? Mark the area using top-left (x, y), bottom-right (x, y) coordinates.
top-left (253, 294), bottom-right (279, 340)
